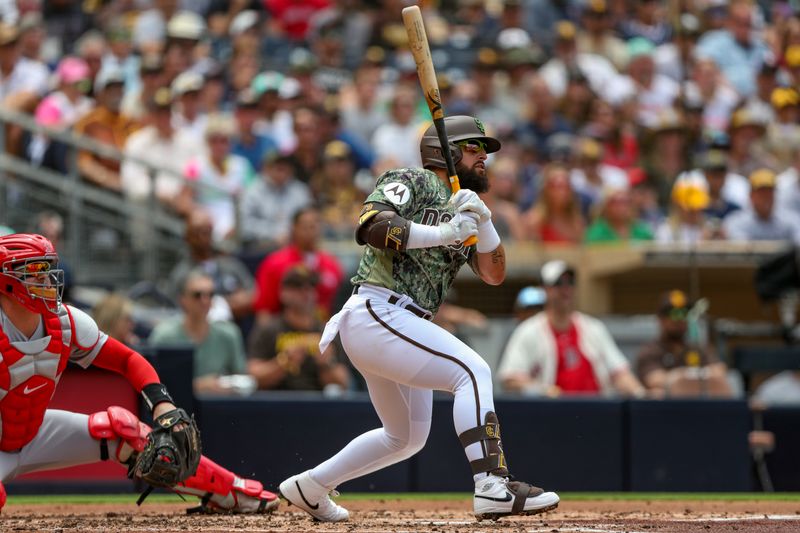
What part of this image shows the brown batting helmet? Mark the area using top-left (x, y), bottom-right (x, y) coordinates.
top-left (420, 115), bottom-right (501, 169)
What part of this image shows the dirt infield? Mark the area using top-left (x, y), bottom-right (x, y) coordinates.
top-left (3, 497), bottom-right (800, 532)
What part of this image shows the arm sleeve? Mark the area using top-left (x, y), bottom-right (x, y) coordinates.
top-left (91, 336), bottom-right (160, 392)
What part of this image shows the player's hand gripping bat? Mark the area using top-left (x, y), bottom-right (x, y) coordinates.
top-left (402, 5), bottom-right (478, 247)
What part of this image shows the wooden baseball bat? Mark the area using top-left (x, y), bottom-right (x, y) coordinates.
top-left (402, 5), bottom-right (477, 247)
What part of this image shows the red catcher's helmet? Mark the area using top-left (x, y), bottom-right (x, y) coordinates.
top-left (419, 115), bottom-right (501, 169)
top-left (0, 233), bottom-right (64, 314)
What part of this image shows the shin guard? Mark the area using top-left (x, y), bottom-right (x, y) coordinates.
top-left (175, 456), bottom-right (278, 514)
top-left (459, 411), bottom-right (509, 476)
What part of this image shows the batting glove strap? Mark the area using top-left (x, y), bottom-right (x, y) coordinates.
top-left (476, 220), bottom-right (501, 253)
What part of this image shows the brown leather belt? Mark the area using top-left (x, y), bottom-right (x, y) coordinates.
top-left (353, 285), bottom-right (433, 320)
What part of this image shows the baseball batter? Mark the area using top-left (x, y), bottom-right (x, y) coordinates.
top-left (279, 116), bottom-right (559, 521)
top-left (0, 233), bottom-right (278, 513)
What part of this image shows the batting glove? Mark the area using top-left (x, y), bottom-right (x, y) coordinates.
top-left (449, 189), bottom-right (491, 224)
top-left (439, 210), bottom-right (479, 246)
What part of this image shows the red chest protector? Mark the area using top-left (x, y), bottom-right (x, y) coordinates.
top-left (0, 309), bottom-right (73, 451)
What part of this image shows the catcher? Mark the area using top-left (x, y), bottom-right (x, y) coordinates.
top-left (0, 233), bottom-right (278, 513)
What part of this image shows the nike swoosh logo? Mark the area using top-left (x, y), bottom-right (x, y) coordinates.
top-left (475, 492), bottom-right (513, 502)
top-left (296, 480), bottom-right (319, 510)
top-left (23, 382), bottom-right (48, 395)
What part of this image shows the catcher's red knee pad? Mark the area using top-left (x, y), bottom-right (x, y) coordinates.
top-left (0, 481), bottom-right (6, 511)
top-left (89, 406), bottom-right (151, 461)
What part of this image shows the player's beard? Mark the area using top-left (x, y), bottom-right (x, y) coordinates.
top-left (455, 161), bottom-right (489, 193)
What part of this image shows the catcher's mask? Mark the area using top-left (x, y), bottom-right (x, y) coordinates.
top-left (0, 233), bottom-right (64, 314)
top-left (419, 115), bottom-right (501, 170)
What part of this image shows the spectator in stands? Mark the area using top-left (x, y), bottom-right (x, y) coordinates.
top-left (482, 155), bottom-right (525, 241)
top-left (184, 113), bottom-right (254, 243)
top-left (18, 12), bottom-right (45, 63)
top-left (656, 175), bottom-right (717, 244)
top-left (583, 98), bottom-right (639, 171)
top-left (584, 186), bottom-right (653, 244)
top-left (285, 104), bottom-right (325, 184)
top-left (74, 30), bottom-right (107, 98)
top-left (569, 137), bottom-right (629, 211)
top-left (498, 260), bottom-right (645, 397)
top-left (618, 38), bottom-right (680, 128)
top-left (653, 12), bottom-right (701, 83)
top-left (690, 150), bottom-right (748, 221)
top-left (575, 0), bottom-right (628, 71)
top-left (240, 151), bottom-right (312, 253)
top-left (641, 109), bottom-right (690, 209)
top-left (32, 210), bottom-right (73, 304)
top-left (247, 265), bottom-right (350, 392)
top-left (150, 270), bottom-right (248, 395)
top-left (340, 64), bottom-right (388, 148)
top-left (371, 84), bottom-right (424, 172)
top-left (724, 169), bottom-right (800, 244)
top-left (776, 148), bottom-right (800, 219)
top-left (515, 75), bottom-right (572, 159)
top-left (231, 88), bottom-right (278, 172)
top-left (764, 88), bottom-right (800, 169)
top-left (120, 87), bottom-right (198, 216)
top-left (618, 0), bottom-right (671, 45)
top-left (538, 20), bottom-right (618, 100)
top-left (253, 207), bottom-right (344, 322)
top-left (523, 162), bottom-right (585, 244)
top-left (753, 371), bottom-right (800, 406)
top-left (74, 67), bottom-right (140, 192)
top-left (726, 106), bottom-right (777, 180)
top-left (628, 166), bottom-right (664, 232)
top-left (0, 22), bottom-right (49, 115)
top-left (315, 140), bottom-right (367, 241)
top-left (682, 58), bottom-right (739, 136)
top-left (694, 0), bottom-right (770, 98)
top-left (167, 210), bottom-right (255, 322)
top-left (121, 54), bottom-right (165, 120)
top-left (252, 71), bottom-right (296, 153)
top-left (33, 57), bottom-right (94, 129)
top-left (636, 290), bottom-right (734, 398)
top-left (171, 71), bottom-right (207, 142)
top-left (92, 292), bottom-right (140, 347)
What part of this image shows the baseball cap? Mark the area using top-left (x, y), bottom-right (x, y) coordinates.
top-left (786, 45), bottom-right (800, 68)
top-left (515, 286), bottom-right (547, 309)
top-left (251, 71), bottom-right (284, 96)
top-left (730, 107), bottom-right (768, 130)
top-left (540, 260), bottom-right (575, 287)
top-left (671, 177), bottom-right (710, 210)
top-left (56, 57), bottom-right (90, 85)
top-left (0, 23), bottom-right (19, 46)
top-left (323, 140), bottom-right (352, 161)
top-left (171, 71), bottom-right (204, 97)
top-left (282, 265), bottom-right (319, 287)
top-left (697, 150), bottom-right (728, 171)
top-left (771, 87), bottom-right (800, 109)
top-left (140, 54), bottom-right (164, 74)
top-left (204, 113), bottom-right (237, 139)
top-left (236, 88), bottom-right (259, 108)
top-left (167, 11), bottom-right (206, 41)
top-left (555, 21), bottom-right (576, 41)
top-left (94, 66), bottom-right (125, 93)
top-left (658, 290), bottom-right (690, 317)
top-left (229, 10), bottom-right (259, 37)
top-left (149, 86), bottom-right (173, 110)
top-left (749, 168), bottom-right (777, 190)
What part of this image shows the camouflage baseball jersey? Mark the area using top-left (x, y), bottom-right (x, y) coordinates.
top-left (352, 168), bottom-right (474, 314)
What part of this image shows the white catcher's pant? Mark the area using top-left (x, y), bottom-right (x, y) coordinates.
top-left (0, 409), bottom-right (121, 482)
top-left (312, 285), bottom-right (495, 489)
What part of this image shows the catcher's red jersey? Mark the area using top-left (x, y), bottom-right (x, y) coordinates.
top-left (0, 304), bottom-right (106, 451)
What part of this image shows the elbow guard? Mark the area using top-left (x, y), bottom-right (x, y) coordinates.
top-left (356, 208), bottom-right (411, 251)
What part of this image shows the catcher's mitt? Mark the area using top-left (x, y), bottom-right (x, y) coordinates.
top-left (133, 408), bottom-right (201, 490)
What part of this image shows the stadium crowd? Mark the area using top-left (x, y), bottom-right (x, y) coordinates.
top-left (1, 0), bottom-right (799, 400)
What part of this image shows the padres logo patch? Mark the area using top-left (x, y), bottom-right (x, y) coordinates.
top-left (383, 182), bottom-right (411, 206)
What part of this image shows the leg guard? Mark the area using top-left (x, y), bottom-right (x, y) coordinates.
top-left (0, 481), bottom-right (5, 512)
top-left (175, 456), bottom-right (279, 514)
top-left (462, 412), bottom-right (559, 519)
top-left (458, 411), bottom-right (508, 477)
top-left (88, 406), bottom-right (151, 463)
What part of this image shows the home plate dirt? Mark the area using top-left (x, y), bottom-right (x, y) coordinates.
top-left (3, 498), bottom-right (799, 532)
